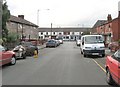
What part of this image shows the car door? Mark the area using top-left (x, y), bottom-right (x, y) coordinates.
top-left (81, 37), bottom-right (84, 52)
top-left (2, 48), bottom-right (11, 65)
top-left (109, 50), bottom-right (120, 84)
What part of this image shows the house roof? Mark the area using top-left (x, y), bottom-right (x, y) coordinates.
top-left (8, 15), bottom-right (38, 27)
top-left (93, 20), bottom-right (107, 28)
top-left (38, 27), bottom-right (92, 32)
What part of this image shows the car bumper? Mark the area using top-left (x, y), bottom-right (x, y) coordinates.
top-left (46, 44), bottom-right (56, 47)
top-left (83, 50), bottom-right (105, 55)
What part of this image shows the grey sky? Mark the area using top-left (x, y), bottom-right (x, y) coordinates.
top-left (6, 0), bottom-right (120, 27)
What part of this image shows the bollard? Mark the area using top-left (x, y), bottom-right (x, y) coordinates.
top-left (34, 50), bottom-right (38, 58)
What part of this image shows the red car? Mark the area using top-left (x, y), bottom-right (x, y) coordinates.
top-left (0, 45), bottom-right (16, 66)
top-left (105, 49), bottom-right (120, 86)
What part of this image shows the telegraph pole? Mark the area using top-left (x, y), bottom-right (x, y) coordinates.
top-left (51, 23), bottom-right (52, 39)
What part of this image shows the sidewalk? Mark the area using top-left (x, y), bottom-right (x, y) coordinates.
top-left (105, 48), bottom-right (114, 55)
top-left (37, 44), bottom-right (46, 50)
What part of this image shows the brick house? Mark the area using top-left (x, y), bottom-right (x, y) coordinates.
top-left (7, 15), bottom-right (39, 41)
top-left (92, 12), bottom-right (120, 46)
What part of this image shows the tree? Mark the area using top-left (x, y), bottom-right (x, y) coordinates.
top-left (2, 1), bottom-right (10, 42)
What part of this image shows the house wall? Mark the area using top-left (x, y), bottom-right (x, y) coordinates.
top-left (112, 19), bottom-right (119, 41)
top-left (7, 21), bottom-right (38, 40)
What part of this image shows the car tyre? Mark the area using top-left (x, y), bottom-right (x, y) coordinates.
top-left (81, 51), bottom-right (83, 54)
top-left (23, 53), bottom-right (26, 59)
top-left (102, 54), bottom-right (105, 57)
top-left (10, 56), bottom-right (16, 65)
top-left (106, 69), bottom-right (114, 85)
top-left (83, 54), bottom-right (86, 57)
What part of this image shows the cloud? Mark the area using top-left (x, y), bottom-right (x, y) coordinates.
top-left (7, 0), bottom-right (120, 27)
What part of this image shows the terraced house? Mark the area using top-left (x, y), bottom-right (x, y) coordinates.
top-left (38, 27), bottom-right (91, 41)
top-left (93, 10), bottom-right (120, 47)
top-left (7, 15), bottom-right (39, 41)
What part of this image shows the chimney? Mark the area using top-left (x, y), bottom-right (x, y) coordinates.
top-left (107, 14), bottom-right (112, 22)
top-left (118, 1), bottom-right (120, 18)
top-left (18, 15), bottom-right (24, 19)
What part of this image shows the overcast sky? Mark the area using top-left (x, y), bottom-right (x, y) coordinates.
top-left (6, 0), bottom-right (120, 28)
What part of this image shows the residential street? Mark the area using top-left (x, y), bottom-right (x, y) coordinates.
top-left (2, 42), bottom-right (109, 85)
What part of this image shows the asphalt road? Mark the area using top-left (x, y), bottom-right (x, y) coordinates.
top-left (2, 41), bottom-right (110, 85)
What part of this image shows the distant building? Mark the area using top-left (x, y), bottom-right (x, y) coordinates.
top-left (7, 15), bottom-right (39, 41)
top-left (38, 27), bottom-right (91, 40)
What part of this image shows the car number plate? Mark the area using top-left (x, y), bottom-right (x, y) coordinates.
top-left (92, 53), bottom-right (99, 55)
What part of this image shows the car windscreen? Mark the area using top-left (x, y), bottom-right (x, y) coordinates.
top-left (48, 40), bottom-right (55, 43)
top-left (85, 36), bottom-right (104, 44)
top-left (114, 50), bottom-right (120, 58)
top-left (0, 45), bottom-right (5, 52)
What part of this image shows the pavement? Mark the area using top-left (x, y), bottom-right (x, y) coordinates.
top-left (37, 44), bottom-right (46, 50)
top-left (105, 48), bottom-right (114, 55)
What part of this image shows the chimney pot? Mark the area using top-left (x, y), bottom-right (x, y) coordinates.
top-left (107, 14), bottom-right (112, 22)
top-left (18, 15), bottom-right (24, 19)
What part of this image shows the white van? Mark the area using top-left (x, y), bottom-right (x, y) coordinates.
top-left (80, 35), bottom-right (105, 57)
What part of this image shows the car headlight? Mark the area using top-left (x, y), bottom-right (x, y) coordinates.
top-left (85, 47), bottom-right (91, 49)
top-left (100, 47), bottom-right (105, 49)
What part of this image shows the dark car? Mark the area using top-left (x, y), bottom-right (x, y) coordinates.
top-left (105, 49), bottom-right (120, 86)
top-left (46, 39), bottom-right (57, 47)
top-left (20, 42), bottom-right (38, 56)
top-left (0, 45), bottom-right (16, 66)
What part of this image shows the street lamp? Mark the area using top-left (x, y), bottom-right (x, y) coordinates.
top-left (37, 9), bottom-right (50, 26)
top-left (51, 23), bottom-right (52, 39)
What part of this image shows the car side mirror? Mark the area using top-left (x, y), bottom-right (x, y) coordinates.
top-left (5, 47), bottom-right (9, 51)
top-left (82, 42), bottom-right (84, 45)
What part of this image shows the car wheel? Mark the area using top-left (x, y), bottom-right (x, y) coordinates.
top-left (106, 69), bottom-right (114, 85)
top-left (10, 56), bottom-right (16, 65)
top-left (102, 54), bottom-right (105, 57)
top-left (81, 51), bottom-right (83, 54)
top-left (83, 54), bottom-right (86, 57)
top-left (23, 53), bottom-right (26, 59)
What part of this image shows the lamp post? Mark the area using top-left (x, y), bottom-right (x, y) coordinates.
top-left (51, 23), bottom-right (52, 39)
top-left (37, 9), bottom-right (50, 27)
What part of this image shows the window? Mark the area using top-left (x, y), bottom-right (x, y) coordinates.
top-left (59, 33), bottom-right (61, 35)
top-left (53, 32), bottom-right (55, 35)
top-left (41, 32), bottom-right (43, 35)
top-left (46, 32), bottom-right (48, 35)
top-left (113, 50), bottom-right (120, 62)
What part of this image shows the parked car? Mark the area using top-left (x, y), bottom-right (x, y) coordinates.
top-left (56, 38), bottom-right (63, 44)
top-left (0, 45), bottom-right (16, 66)
top-left (80, 35), bottom-right (105, 57)
top-left (55, 40), bottom-right (60, 46)
top-left (76, 39), bottom-right (81, 46)
top-left (13, 45), bottom-right (26, 59)
top-left (20, 41), bottom-right (38, 56)
top-left (108, 42), bottom-right (119, 52)
top-left (105, 49), bottom-right (120, 86)
top-left (46, 39), bottom-right (57, 47)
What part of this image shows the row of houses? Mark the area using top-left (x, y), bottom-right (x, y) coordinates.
top-left (38, 27), bottom-right (91, 41)
top-left (6, 2), bottom-right (120, 45)
top-left (7, 15), bottom-right (91, 41)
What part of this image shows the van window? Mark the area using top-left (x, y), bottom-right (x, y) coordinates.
top-left (85, 36), bottom-right (104, 44)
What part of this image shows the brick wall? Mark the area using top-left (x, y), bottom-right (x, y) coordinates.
top-left (112, 19), bottom-right (119, 41)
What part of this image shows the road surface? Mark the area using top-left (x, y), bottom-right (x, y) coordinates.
top-left (2, 42), bottom-right (109, 85)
